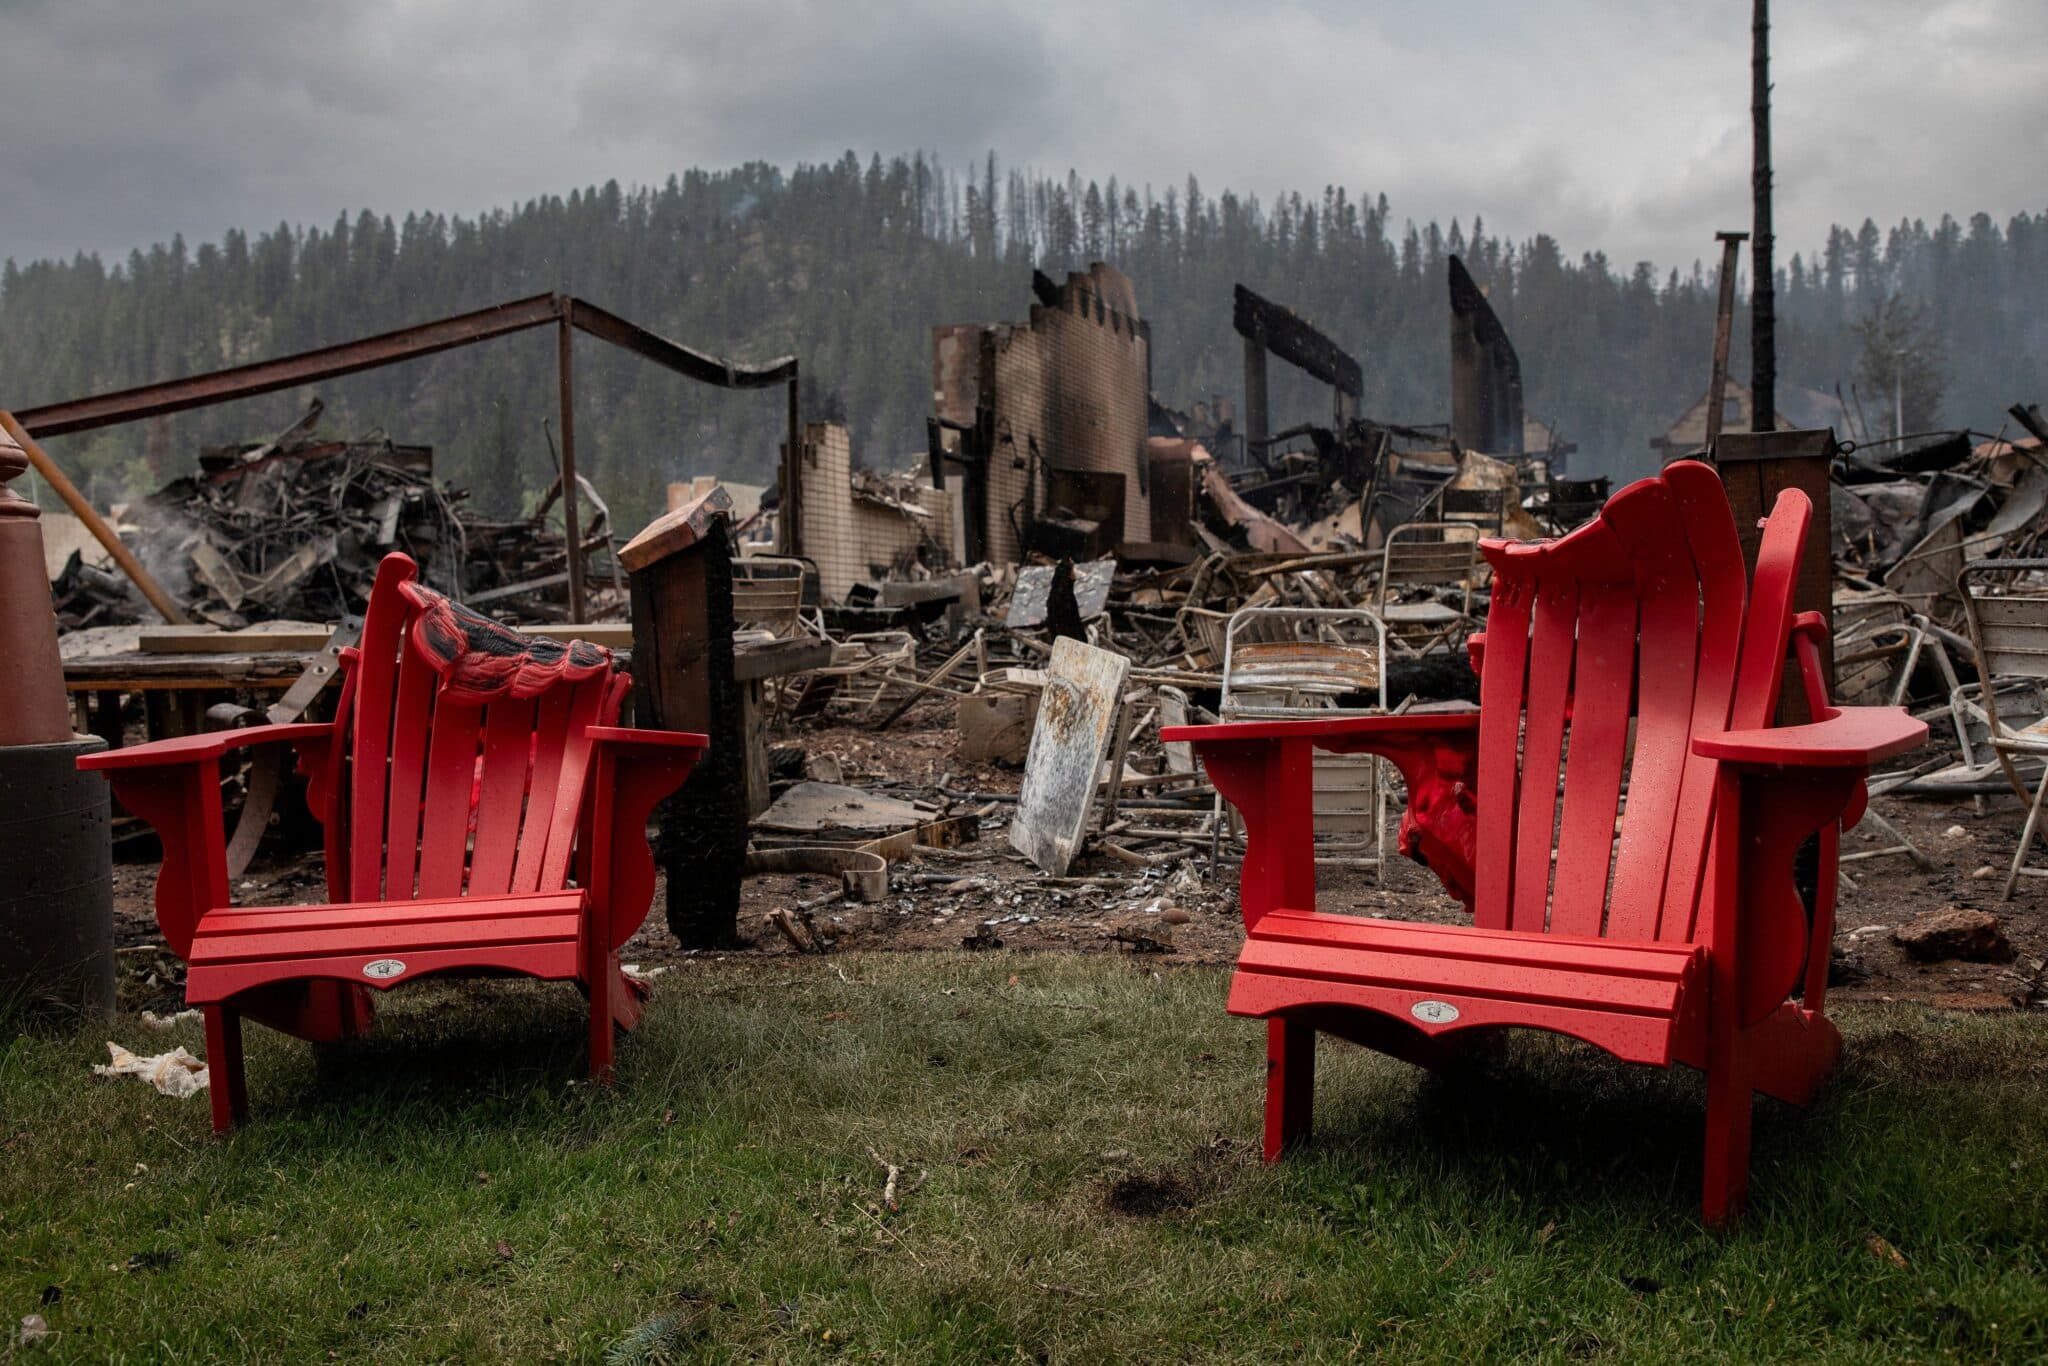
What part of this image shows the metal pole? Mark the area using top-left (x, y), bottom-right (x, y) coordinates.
top-left (783, 372), bottom-right (802, 557)
top-left (1750, 0), bottom-right (1776, 432)
top-left (556, 301), bottom-right (585, 624)
top-left (0, 410), bottom-right (188, 624)
top-left (1705, 231), bottom-right (1748, 455)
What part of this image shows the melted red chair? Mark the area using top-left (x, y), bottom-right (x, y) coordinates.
top-left (1163, 462), bottom-right (1925, 1224)
top-left (79, 553), bottom-right (705, 1133)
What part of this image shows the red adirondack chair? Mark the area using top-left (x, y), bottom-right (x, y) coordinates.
top-left (78, 553), bottom-right (706, 1134)
top-left (1163, 461), bottom-right (1926, 1224)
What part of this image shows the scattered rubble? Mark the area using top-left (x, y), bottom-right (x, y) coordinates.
top-left (1891, 908), bottom-right (2014, 964)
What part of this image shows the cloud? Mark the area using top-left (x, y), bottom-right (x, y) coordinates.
top-left (0, 0), bottom-right (2038, 273)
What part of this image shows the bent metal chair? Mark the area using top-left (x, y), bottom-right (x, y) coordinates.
top-left (78, 553), bottom-right (706, 1133)
top-left (1163, 461), bottom-right (1925, 1225)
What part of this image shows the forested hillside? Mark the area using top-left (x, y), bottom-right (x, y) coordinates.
top-left (4, 152), bottom-right (2043, 531)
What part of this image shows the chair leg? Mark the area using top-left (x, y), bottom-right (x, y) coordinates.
top-left (202, 1005), bottom-right (249, 1135)
top-left (2003, 765), bottom-right (2048, 902)
top-left (1263, 1016), bottom-right (1315, 1162)
top-left (588, 955), bottom-right (616, 1084)
top-left (1701, 1045), bottom-right (1753, 1228)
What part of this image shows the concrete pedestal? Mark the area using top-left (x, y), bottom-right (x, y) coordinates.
top-left (0, 735), bottom-right (115, 1024)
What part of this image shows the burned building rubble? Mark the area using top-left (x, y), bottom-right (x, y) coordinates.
top-left (929, 263), bottom-right (1161, 565)
top-left (18, 253), bottom-right (2048, 998)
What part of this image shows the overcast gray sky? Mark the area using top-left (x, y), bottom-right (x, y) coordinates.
top-left (2, 0), bottom-right (2040, 274)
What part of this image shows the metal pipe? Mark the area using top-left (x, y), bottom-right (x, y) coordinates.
top-left (0, 410), bottom-right (188, 624)
top-left (783, 372), bottom-right (803, 557)
top-left (556, 302), bottom-right (585, 624)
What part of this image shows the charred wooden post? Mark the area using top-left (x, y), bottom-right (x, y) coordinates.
top-left (0, 425), bottom-right (114, 1022)
top-left (1705, 232), bottom-right (1749, 453)
top-left (622, 488), bottom-right (746, 948)
top-left (1447, 255), bottom-right (1524, 456)
top-left (1715, 428), bottom-right (1835, 719)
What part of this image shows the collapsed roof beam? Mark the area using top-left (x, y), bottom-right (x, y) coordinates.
top-left (1231, 285), bottom-right (1364, 398)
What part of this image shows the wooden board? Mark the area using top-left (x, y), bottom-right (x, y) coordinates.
top-left (137, 622), bottom-right (334, 654)
top-left (1008, 637), bottom-right (1131, 875)
top-left (619, 484), bottom-right (733, 572)
top-left (751, 781), bottom-right (929, 840)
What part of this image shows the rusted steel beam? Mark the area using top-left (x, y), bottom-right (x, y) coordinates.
top-left (0, 411), bottom-right (189, 624)
top-left (567, 298), bottom-right (796, 389)
top-left (15, 294), bottom-right (799, 441)
top-left (782, 374), bottom-right (803, 557)
top-left (13, 295), bottom-right (565, 437)
top-left (557, 303), bottom-right (585, 623)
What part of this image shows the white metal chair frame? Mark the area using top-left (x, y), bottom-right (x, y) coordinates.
top-left (1376, 522), bottom-right (1483, 657)
top-left (1957, 558), bottom-right (2048, 899)
top-left (1213, 606), bottom-right (1392, 882)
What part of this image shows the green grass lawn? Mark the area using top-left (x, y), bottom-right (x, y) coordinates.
top-left (4, 955), bottom-right (2046, 1362)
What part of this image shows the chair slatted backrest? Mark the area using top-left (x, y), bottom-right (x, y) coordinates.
top-left (1469, 461), bottom-right (1806, 945)
top-left (732, 557), bottom-right (809, 637)
top-left (1379, 522), bottom-right (1482, 600)
top-left (329, 555), bottom-right (624, 903)
top-left (1960, 564), bottom-right (2048, 683)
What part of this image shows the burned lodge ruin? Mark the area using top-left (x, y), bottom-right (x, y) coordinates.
top-left (928, 264), bottom-right (1162, 565)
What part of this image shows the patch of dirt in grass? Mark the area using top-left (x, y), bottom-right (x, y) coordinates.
top-left (1101, 1137), bottom-right (1252, 1218)
top-left (1104, 1169), bottom-right (1198, 1218)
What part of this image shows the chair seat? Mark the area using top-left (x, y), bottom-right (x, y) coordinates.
top-left (1229, 908), bottom-right (1707, 1066)
top-left (185, 891), bottom-right (589, 1004)
top-left (1381, 602), bottom-right (1465, 625)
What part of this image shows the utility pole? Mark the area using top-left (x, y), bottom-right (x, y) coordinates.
top-left (1750, 0), bottom-right (1776, 431)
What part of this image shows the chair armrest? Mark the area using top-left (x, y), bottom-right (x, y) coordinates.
top-left (1161, 711), bottom-right (1480, 748)
top-left (73, 721), bottom-right (340, 959)
top-left (1167, 713), bottom-right (1484, 921)
top-left (586, 725), bottom-right (710, 753)
top-left (1703, 706), bottom-right (1925, 1027)
top-left (1692, 706), bottom-right (1926, 769)
top-left (75, 721), bottom-right (336, 771)
top-left (585, 727), bottom-right (710, 951)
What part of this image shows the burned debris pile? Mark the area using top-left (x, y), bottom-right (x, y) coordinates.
top-left (50, 400), bottom-right (616, 630)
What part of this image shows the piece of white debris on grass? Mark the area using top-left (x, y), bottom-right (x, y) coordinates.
top-left (140, 1009), bottom-right (202, 1031)
top-left (92, 1042), bottom-right (209, 1098)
